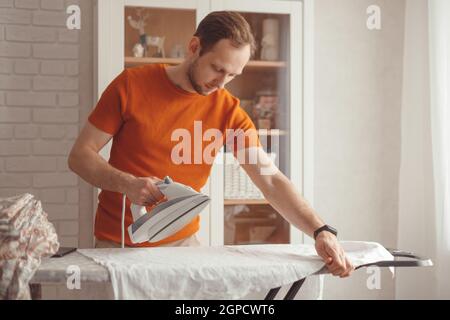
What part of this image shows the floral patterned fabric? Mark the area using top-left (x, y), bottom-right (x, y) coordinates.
top-left (0, 193), bottom-right (59, 299)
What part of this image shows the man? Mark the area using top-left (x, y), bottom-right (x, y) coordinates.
top-left (68, 11), bottom-right (354, 278)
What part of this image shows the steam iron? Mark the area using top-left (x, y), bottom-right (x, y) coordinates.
top-left (127, 176), bottom-right (210, 244)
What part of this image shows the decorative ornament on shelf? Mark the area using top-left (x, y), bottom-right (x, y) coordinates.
top-left (127, 8), bottom-right (166, 58)
top-left (132, 43), bottom-right (145, 58)
top-left (127, 8), bottom-right (149, 56)
top-left (146, 35), bottom-right (165, 58)
top-left (170, 44), bottom-right (185, 59)
top-left (260, 18), bottom-right (280, 61)
top-left (252, 91), bottom-right (278, 130)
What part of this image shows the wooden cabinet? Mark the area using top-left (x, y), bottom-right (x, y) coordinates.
top-left (95, 0), bottom-right (313, 246)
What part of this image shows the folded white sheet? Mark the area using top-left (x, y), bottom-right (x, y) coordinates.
top-left (78, 241), bottom-right (393, 300)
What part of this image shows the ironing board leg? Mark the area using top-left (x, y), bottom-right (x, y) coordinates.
top-left (264, 287), bottom-right (281, 300)
top-left (29, 283), bottom-right (42, 300)
top-left (264, 277), bottom-right (307, 300)
top-left (283, 278), bottom-right (306, 300)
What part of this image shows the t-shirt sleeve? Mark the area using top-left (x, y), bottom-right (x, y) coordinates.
top-left (225, 96), bottom-right (262, 155)
top-left (88, 69), bottom-right (129, 135)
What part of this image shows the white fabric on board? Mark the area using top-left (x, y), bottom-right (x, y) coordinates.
top-left (78, 241), bottom-right (393, 300)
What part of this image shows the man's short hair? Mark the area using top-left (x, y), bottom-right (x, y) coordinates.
top-left (194, 11), bottom-right (256, 58)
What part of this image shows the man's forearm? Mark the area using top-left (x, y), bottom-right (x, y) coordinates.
top-left (68, 149), bottom-right (135, 194)
top-left (264, 172), bottom-right (324, 238)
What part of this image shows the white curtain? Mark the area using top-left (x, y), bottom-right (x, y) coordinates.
top-left (397, 0), bottom-right (450, 299)
top-left (428, 0), bottom-right (450, 299)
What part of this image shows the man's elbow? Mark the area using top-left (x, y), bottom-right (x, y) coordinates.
top-left (67, 151), bottom-right (77, 173)
top-left (67, 147), bottom-right (84, 174)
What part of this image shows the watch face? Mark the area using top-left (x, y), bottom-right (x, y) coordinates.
top-left (326, 226), bottom-right (337, 236)
top-left (328, 225), bottom-right (337, 234)
top-left (314, 225), bottom-right (337, 239)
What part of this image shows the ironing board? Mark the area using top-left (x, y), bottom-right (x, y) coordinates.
top-left (29, 251), bottom-right (110, 300)
top-left (264, 248), bottom-right (432, 300)
top-left (29, 244), bottom-right (432, 300)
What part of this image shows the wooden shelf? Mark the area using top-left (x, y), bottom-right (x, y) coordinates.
top-left (224, 199), bottom-right (270, 205)
top-left (231, 218), bottom-right (276, 225)
top-left (124, 57), bottom-right (287, 69)
top-left (246, 60), bottom-right (287, 69)
top-left (125, 57), bottom-right (182, 67)
top-left (257, 129), bottom-right (288, 136)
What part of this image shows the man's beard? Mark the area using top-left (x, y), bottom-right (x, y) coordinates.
top-left (187, 58), bottom-right (207, 96)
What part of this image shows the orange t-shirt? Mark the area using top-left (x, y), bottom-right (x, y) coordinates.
top-left (88, 64), bottom-right (261, 247)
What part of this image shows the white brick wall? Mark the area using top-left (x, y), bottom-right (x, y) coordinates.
top-left (0, 1), bottom-right (14, 8)
top-left (0, 59), bottom-right (13, 73)
top-left (41, 0), bottom-right (64, 11)
top-left (15, 0), bottom-right (40, 10)
top-left (6, 25), bottom-right (57, 42)
top-left (14, 59), bottom-right (40, 74)
top-left (7, 92), bottom-right (57, 106)
top-left (0, 0), bottom-right (81, 248)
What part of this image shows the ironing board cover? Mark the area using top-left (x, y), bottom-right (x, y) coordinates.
top-left (77, 241), bottom-right (393, 300)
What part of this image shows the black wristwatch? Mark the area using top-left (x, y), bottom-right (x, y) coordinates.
top-left (313, 225), bottom-right (338, 240)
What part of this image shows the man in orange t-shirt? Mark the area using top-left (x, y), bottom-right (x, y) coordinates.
top-left (69, 12), bottom-right (354, 278)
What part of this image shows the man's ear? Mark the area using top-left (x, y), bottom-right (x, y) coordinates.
top-left (188, 36), bottom-right (201, 57)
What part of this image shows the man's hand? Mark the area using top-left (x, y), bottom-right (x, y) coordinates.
top-left (125, 176), bottom-right (165, 206)
top-left (315, 232), bottom-right (354, 278)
